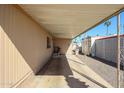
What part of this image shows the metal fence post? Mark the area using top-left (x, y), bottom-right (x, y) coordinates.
top-left (117, 14), bottom-right (120, 88)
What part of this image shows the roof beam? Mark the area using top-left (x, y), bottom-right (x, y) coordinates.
top-left (74, 7), bottom-right (124, 39)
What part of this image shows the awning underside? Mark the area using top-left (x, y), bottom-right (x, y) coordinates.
top-left (19, 4), bottom-right (124, 39)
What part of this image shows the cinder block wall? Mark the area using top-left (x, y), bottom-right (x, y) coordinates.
top-left (0, 5), bottom-right (53, 87)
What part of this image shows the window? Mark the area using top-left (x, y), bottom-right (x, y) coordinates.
top-left (47, 37), bottom-right (51, 48)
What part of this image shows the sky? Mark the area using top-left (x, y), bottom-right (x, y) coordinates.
top-left (74, 11), bottom-right (124, 43)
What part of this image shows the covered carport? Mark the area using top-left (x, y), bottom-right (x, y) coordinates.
top-left (0, 4), bottom-right (124, 88)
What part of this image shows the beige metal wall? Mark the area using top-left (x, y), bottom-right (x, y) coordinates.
top-left (95, 37), bottom-right (124, 64)
top-left (53, 38), bottom-right (71, 54)
top-left (0, 5), bottom-right (53, 88)
top-left (82, 38), bottom-right (91, 55)
top-left (95, 37), bottom-right (117, 62)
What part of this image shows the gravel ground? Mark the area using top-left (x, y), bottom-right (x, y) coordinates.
top-left (77, 54), bottom-right (124, 88)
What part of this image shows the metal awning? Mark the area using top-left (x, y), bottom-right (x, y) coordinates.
top-left (19, 4), bottom-right (124, 39)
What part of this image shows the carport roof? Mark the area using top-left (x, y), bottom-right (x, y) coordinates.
top-left (19, 4), bottom-right (124, 39)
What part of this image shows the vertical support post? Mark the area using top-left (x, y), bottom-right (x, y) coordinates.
top-left (84, 33), bottom-right (86, 60)
top-left (117, 14), bottom-right (120, 88)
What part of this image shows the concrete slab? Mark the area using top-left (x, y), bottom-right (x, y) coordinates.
top-left (18, 55), bottom-right (112, 88)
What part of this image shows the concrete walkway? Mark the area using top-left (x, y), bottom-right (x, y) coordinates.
top-left (18, 55), bottom-right (112, 88)
top-left (66, 55), bottom-right (112, 88)
top-left (77, 54), bottom-right (124, 88)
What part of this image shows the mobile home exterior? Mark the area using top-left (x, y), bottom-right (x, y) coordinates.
top-left (0, 4), bottom-right (124, 88)
top-left (82, 35), bottom-right (124, 64)
top-left (95, 35), bottom-right (124, 64)
top-left (82, 36), bottom-right (103, 56)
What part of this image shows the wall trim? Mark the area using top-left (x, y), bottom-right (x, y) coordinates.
top-left (11, 71), bottom-right (33, 88)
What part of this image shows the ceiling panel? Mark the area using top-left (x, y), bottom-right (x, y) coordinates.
top-left (19, 4), bottom-right (124, 39)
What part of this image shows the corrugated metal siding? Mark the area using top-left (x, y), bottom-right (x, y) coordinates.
top-left (82, 38), bottom-right (91, 55)
top-left (95, 37), bottom-right (124, 64)
top-left (0, 5), bottom-right (53, 88)
top-left (120, 38), bottom-right (124, 64)
top-left (82, 36), bottom-right (124, 64)
top-left (0, 5), bottom-right (32, 88)
top-left (95, 40), bottom-right (105, 59)
top-left (0, 26), bottom-right (32, 87)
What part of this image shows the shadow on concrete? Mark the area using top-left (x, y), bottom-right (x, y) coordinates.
top-left (37, 57), bottom-right (73, 76)
top-left (71, 67), bottom-right (107, 88)
top-left (0, 15), bottom-right (53, 74)
top-left (90, 56), bottom-right (124, 71)
top-left (77, 54), bottom-right (124, 71)
top-left (36, 56), bottom-right (89, 88)
top-left (67, 58), bottom-right (85, 66)
top-left (65, 76), bottom-right (89, 88)
top-left (76, 54), bottom-right (124, 87)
